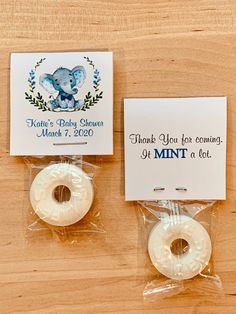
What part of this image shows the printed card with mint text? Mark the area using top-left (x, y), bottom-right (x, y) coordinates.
top-left (124, 97), bottom-right (227, 200)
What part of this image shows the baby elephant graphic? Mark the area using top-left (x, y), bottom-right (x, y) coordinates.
top-left (39, 66), bottom-right (86, 111)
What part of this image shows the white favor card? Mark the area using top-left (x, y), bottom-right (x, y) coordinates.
top-left (124, 97), bottom-right (227, 200)
top-left (11, 52), bottom-right (113, 155)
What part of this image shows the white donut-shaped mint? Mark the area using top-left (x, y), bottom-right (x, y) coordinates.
top-left (30, 163), bottom-right (94, 226)
top-left (148, 215), bottom-right (212, 280)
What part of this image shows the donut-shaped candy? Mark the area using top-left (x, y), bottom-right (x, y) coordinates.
top-left (148, 215), bottom-right (212, 280)
top-left (30, 163), bottom-right (94, 226)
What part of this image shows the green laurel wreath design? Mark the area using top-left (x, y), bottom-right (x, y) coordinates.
top-left (25, 58), bottom-right (50, 111)
top-left (81, 57), bottom-right (103, 111)
top-left (25, 56), bottom-right (103, 112)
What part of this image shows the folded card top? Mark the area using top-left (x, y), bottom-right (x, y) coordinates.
top-left (10, 52), bottom-right (113, 156)
top-left (124, 97), bottom-right (227, 201)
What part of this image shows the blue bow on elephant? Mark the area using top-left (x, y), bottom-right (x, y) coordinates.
top-left (39, 66), bottom-right (86, 111)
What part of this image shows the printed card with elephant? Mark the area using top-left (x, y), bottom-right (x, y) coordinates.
top-left (10, 52), bottom-right (113, 155)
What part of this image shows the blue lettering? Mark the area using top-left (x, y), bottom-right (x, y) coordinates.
top-left (154, 148), bottom-right (188, 159)
top-left (37, 128), bottom-right (62, 137)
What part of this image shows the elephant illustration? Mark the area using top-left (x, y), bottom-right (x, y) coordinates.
top-left (39, 66), bottom-right (86, 111)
